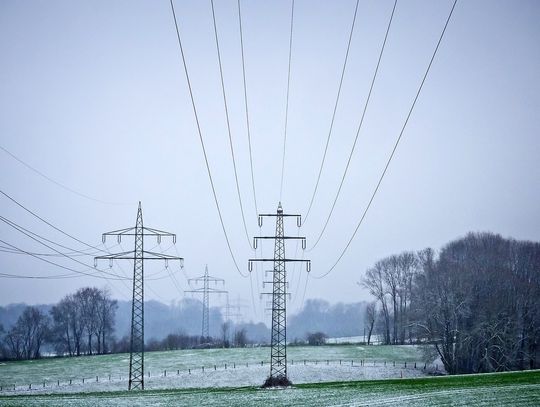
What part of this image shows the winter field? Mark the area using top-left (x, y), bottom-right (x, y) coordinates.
top-left (0, 370), bottom-right (538, 406)
top-left (1, 345), bottom-right (539, 405)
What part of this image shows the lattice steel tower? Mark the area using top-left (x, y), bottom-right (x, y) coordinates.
top-left (94, 202), bottom-right (184, 390)
top-left (249, 202), bottom-right (310, 387)
top-left (185, 265), bottom-right (226, 339)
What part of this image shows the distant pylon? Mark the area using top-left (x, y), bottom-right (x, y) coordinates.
top-left (249, 202), bottom-right (310, 387)
top-left (185, 265), bottom-right (227, 339)
top-left (94, 202), bottom-right (184, 390)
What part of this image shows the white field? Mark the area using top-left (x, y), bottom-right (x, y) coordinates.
top-left (0, 345), bottom-right (434, 395)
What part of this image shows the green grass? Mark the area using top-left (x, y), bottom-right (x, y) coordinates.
top-left (1, 369), bottom-right (538, 406)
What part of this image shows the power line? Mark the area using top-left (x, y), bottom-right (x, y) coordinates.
top-left (0, 243), bottom-right (112, 257)
top-left (307, 0), bottom-right (398, 252)
top-left (210, 0), bottom-right (252, 247)
top-left (0, 239), bottom-right (128, 281)
top-left (238, 0), bottom-right (258, 216)
top-left (0, 189), bottom-right (106, 252)
top-left (302, 0), bottom-right (360, 225)
top-left (1, 188), bottom-right (138, 296)
top-left (0, 145), bottom-right (131, 206)
top-left (279, 0), bottom-right (295, 202)
top-left (313, 0), bottom-right (458, 279)
top-left (169, 0), bottom-right (247, 278)
top-left (158, 242), bottom-right (184, 298)
top-left (0, 214), bottom-right (106, 257)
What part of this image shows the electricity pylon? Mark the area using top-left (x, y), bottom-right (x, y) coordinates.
top-left (223, 293), bottom-right (244, 324)
top-left (94, 202), bottom-right (184, 391)
top-left (220, 293), bottom-right (243, 346)
top-left (249, 202), bottom-right (310, 387)
top-left (185, 265), bottom-right (227, 339)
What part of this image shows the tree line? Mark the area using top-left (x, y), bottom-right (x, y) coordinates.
top-left (362, 232), bottom-right (540, 374)
top-left (0, 287), bottom-right (117, 360)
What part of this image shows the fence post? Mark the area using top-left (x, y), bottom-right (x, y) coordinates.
top-left (164, 370), bottom-right (167, 377)
top-left (82, 378), bottom-right (85, 384)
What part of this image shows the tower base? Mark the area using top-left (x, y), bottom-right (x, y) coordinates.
top-left (262, 376), bottom-right (293, 388)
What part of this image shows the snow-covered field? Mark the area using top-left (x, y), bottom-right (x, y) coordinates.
top-left (0, 345), bottom-right (432, 395)
top-left (0, 370), bottom-right (538, 407)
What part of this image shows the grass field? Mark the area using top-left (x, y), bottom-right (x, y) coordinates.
top-left (0, 345), bottom-right (428, 393)
top-left (0, 370), bottom-right (538, 406)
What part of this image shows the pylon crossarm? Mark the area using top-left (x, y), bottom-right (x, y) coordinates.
top-left (141, 227), bottom-right (177, 244)
top-left (185, 288), bottom-right (227, 294)
top-left (248, 258), bottom-right (310, 272)
top-left (141, 227), bottom-right (175, 236)
top-left (207, 288), bottom-right (228, 294)
top-left (95, 250), bottom-right (135, 260)
top-left (102, 227), bottom-right (137, 243)
top-left (253, 236), bottom-right (306, 249)
top-left (141, 251), bottom-right (183, 260)
top-left (258, 214), bottom-right (302, 227)
top-left (189, 277), bottom-right (224, 283)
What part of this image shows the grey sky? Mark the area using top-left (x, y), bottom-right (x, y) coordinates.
top-left (1, 0), bottom-right (539, 322)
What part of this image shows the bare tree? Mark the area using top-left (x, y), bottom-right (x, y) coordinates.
top-left (4, 306), bottom-right (49, 360)
top-left (363, 262), bottom-right (391, 344)
top-left (365, 302), bottom-right (377, 345)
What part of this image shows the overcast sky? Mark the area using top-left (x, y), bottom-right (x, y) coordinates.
top-left (1, 0), bottom-right (539, 322)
